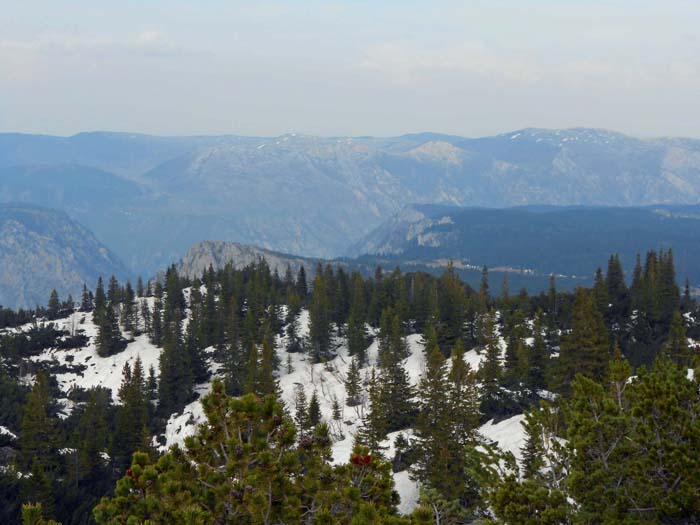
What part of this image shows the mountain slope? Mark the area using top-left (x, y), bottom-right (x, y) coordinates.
top-left (0, 204), bottom-right (130, 308)
top-left (177, 240), bottom-right (323, 279)
top-left (3, 128), bottom-right (700, 274)
top-left (351, 203), bottom-right (700, 288)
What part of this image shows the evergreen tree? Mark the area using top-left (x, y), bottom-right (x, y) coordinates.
top-left (121, 281), bottom-right (137, 335)
top-left (294, 385), bottom-right (310, 434)
top-left (95, 303), bottom-right (123, 357)
top-left (46, 290), bottom-right (61, 320)
top-left (308, 271), bottom-right (332, 362)
top-left (478, 309), bottom-right (504, 415)
top-left (93, 277), bottom-right (106, 322)
top-left (308, 390), bottom-right (321, 427)
top-left (344, 356), bottom-right (363, 407)
top-left (438, 262), bottom-right (467, 349)
top-left (95, 381), bottom-right (407, 524)
top-left (72, 388), bottom-right (110, 485)
top-left (20, 372), bottom-right (60, 518)
top-left (555, 287), bottom-right (609, 395)
top-left (158, 295), bottom-right (192, 415)
top-left (358, 369), bottom-right (387, 454)
top-left (112, 359), bottom-right (148, 472)
top-left (80, 284), bottom-right (92, 312)
top-left (296, 265), bottom-right (308, 302)
top-left (663, 310), bottom-right (693, 366)
top-left (347, 272), bottom-right (369, 364)
top-left (525, 309), bottom-right (548, 392)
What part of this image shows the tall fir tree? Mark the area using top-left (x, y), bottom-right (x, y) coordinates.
top-left (555, 287), bottom-right (610, 395)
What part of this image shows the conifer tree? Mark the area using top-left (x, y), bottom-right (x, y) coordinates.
top-left (555, 287), bottom-right (609, 395)
top-left (296, 265), bottom-right (308, 302)
top-left (93, 277), bottom-right (106, 323)
top-left (121, 281), bottom-right (137, 335)
top-left (294, 385), bottom-right (310, 434)
top-left (525, 309), bottom-right (548, 392)
top-left (605, 254), bottom-right (629, 329)
top-left (96, 302), bottom-right (123, 357)
top-left (308, 390), bottom-right (322, 427)
top-left (244, 343), bottom-right (259, 395)
top-left (358, 369), bottom-right (387, 454)
top-left (112, 359), bottom-right (148, 472)
top-left (663, 310), bottom-right (693, 366)
top-left (258, 338), bottom-right (278, 396)
top-left (345, 356), bottom-right (363, 407)
top-left (308, 271), bottom-right (332, 362)
top-left (158, 295), bottom-right (192, 415)
top-left (347, 272), bottom-right (369, 364)
top-left (95, 381), bottom-right (407, 524)
top-left (47, 290), bottom-right (61, 320)
top-left (80, 283), bottom-right (92, 312)
top-left (20, 372), bottom-right (61, 517)
top-left (478, 309), bottom-right (504, 414)
top-left (448, 339), bottom-right (480, 446)
top-left (73, 388), bottom-right (109, 483)
top-left (438, 261), bottom-right (467, 348)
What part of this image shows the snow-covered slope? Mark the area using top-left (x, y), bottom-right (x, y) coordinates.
top-left (10, 306), bottom-right (527, 515)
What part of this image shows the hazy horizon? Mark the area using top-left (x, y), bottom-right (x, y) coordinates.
top-left (3, 1), bottom-right (700, 139)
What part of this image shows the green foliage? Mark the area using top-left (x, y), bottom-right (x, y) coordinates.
top-left (555, 287), bottom-right (610, 396)
top-left (94, 380), bottom-right (407, 524)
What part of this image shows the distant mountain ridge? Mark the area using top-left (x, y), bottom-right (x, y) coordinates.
top-left (350, 203), bottom-right (700, 287)
top-left (2, 128), bottom-right (700, 275)
top-left (0, 203), bottom-right (130, 308)
top-left (177, 240), bottom-right (322, 280)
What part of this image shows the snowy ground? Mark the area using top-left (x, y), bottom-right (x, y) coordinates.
top-left (28, 311), bottom-right (161, 403)
top-left (9, 307), bottom-right (530, 515)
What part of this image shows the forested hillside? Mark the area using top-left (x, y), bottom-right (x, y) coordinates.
top-left (4, 128), bottom-right (700, 274)
top-left (1, 251), bottom-right (698, 524)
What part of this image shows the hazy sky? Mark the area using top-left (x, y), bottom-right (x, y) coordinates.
top-left (2, 1), bottom-right (699, 138)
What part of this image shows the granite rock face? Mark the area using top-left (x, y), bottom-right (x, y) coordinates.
top-left (0, 204), bottom-right (130, 309)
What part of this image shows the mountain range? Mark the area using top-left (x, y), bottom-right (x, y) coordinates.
top-left (349, 203), bottom-right (700, 291)
top-left (2, 128), bottom-right (700, 276)
top-left (0, 203), bottom-right (129, 309)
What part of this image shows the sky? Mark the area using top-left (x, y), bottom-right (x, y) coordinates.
top-left (2, 0), bottom-right (700, 138)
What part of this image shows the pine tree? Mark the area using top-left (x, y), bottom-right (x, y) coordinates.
top-left (47, 290), bottom-right (61, 320)
top-left (358, 368), bottom-right (388, 454)
top-left (593, 266), bottom-right (609, 319)
top-left (448, 339), bottom-right (480, 446)
top-left (121, 281), bottom-right (137, 335)
top-left (93, 277), bottom-right (106, 322)
top-left (96, 302), bottom-right (123, 357)
top-left (112, 359), bottom-right (149, 472)
top-left (555, 287), bottom-right (610, 395)
top-left (73, 388), bottom-right (109, 483)
top-left (663, 310), bottom-right (693, 366)
top-left (345, 356), bottom-right (363, 407)
top-left (525, 309), bottom-right (548, 392)
top-left (438, 261), bottom-right (468, 348)
top-left (308, 390), bottom-right (322, 427)
top-left (478, 309), bottom-right (503, 414)
top-left (605, 254), bottom-right (629, 331)
top-left (95, 381), bottom-right (407, 524)
top-left (308, 271), bottom-right (332, 362)
top-left (80, 283), bottom-right (92, 312)
top-left (294, 385), bottom-right (310, 434)
top-left (347, 272), bottom-right (369, 364)
top-left (296, 265), bottom-right (308, 302)
top-left (244, 343), bottom-right (259, 395)
top-left (158, 297), bottom-right (192, 415)
top-left (258, 338), bottom-right (278, 396)
top-left (20, 372), bottom-right (60, 517)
